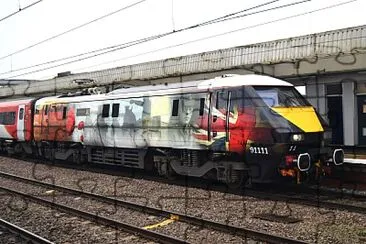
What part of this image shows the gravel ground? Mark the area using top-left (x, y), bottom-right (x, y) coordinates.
top-left (0, 156), bottom-right (366, 243)
top-left (0, 190), bottom-right (152, 244)
top-left (0, 226), bottom-right (24, 244)
top-left (322, 196), bottom-right (366, 208)
top-left (0, 176), bottom-right (255, 244)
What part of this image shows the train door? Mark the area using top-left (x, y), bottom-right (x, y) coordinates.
top-left (327, 96), bottom-right (343, 145)
top-left (210, 88), bottom-right (256, 153)
top-left (210, 90), bottom-right (230, 151)
top-left (99, 103), bottom-right (112, 147)
top-left (47, 104), bottom-right (67, 141)
top-left (326, 84), bottom-right (343, 145)
top-left (41, 104), bottom-right (50, 141)
top-left (17, 105), bottom-right (25, 141)
top-left (357, 95), bottom-right (366, 145)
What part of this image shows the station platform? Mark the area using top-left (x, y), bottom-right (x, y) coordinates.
top-left (339, 146), bottom-right (366, 165)
top-left (344, 158), bottom-right (366, 165)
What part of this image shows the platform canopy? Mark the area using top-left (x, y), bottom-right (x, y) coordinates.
top-left (1, 25), bottom-right (366, 98)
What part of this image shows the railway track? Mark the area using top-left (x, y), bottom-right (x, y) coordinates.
top-left (11, 153), bottom-right (366, 200)
top-left (243, 187), bottom-right (366, 215)
top-left (3, 154), bottom-right (366, 215)
top-left (0, 185), bottom-right (188, 244)
top-left (7, 151), bottom-right (366, 195)
top-left (0, 171), bottom-right (307, 244)
top-left (0, 218), bottom-right (54, 244)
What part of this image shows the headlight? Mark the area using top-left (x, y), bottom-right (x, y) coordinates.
top-left (291, 134), bottom-right (304, 142)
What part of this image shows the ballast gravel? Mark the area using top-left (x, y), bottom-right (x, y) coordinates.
top-left (0, 156), bottom-right (365, 243)
top-left (0, 177), bottom-right (254, 244)
top-left (0, 225), bottom-right (25, 244)
top-left (0, 191), bottom-right (150, 243)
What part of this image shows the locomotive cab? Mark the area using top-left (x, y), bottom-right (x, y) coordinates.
top-left (243, 85), bottom-right (344, 183)
top-left (182, 76), bottom-right (344, 185)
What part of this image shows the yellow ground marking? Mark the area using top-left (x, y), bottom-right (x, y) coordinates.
top-left (271, 107), bottom-right (324, 132)
top-left (143, 215), bottom-right (179, 230)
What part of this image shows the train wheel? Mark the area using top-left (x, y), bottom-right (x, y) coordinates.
top-left (166, 163), bottom-right (177, 180)
top-left (225, 170), bottom-right (248, 190)
top-left (157, 160), bottom-right (177, 180)
top-left (13, 143), bottom-right (24, 156)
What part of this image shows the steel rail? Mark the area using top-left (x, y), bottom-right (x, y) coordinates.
top-left (244, 189), bottom-right (366, 215)
top-left (1, 170), bottom-right (365, 215)
top-left (0, 171), bottom-right (306, 244)
top-left (285, 183), bottom-right (366, 200)
top-left (0, 218), bottom-right (54, 244)
top-left (0, 185), bottom-right (187, 244)
top-left (5, 154), bottom-right (366, 199)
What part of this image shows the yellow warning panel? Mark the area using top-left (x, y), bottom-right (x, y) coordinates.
top-left (271, 107), bottom-right (324, 132)
top-left (143, 215), bottom-right (179, 230)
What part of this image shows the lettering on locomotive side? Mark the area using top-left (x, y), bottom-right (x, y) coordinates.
top-left (249, 146), bottom-right (269, 155)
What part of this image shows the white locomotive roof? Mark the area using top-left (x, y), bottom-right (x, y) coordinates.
top-left (109, 74), bottom-right (293, 95)
top-left (35, 74), bottom-right (293, 104)
top-left (201, 74), bottom-right (292, 89)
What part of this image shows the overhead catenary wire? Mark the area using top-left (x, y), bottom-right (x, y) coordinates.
top-left (1, 0), bottom-right (311, 79)
top-left (0, 31), bottom-right (173, 77)
top-left (0, 0), bottom-right (43, 23)
top-left (183, 0), bottom-right (282, 29)
top-left (202, 0), bottom-right (311, 25)
top-left (0, 0), bottom-right (148, 61)
top-left (0, 35), bottom-right (161, 76)
top-left (70, 0), bottom-right (360, 74)
top-left (1, 0), bottom-right (360, 99)
top-left (0, 0), bottom-right (278, 66)
top-left (0, 0), bottom-right (285, 77)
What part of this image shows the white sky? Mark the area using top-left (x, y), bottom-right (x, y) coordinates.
top-left (0, 0), bottom-right (365, 80)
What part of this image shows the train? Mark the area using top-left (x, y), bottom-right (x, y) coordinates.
top-left (0, 74), bottom-right (344, 185)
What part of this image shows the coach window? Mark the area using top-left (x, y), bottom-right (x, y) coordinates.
top-left (199, 98), bottom-right (205, 116)
top-left (35, 105), bottom-right (40, 114)
top-left (102, 104), bottom-right (110, 118)
top-left (112, 103), bottom-right (120, 117)
top-left (7, 112), bottom-right (15, 125)
top-left (0, 112), bottom-right (15, 125)
top-left (44, 105), bottom-right (49, 115)
top-left (19, 108), bottom-right (24, 120)
top-left (76, 108), bottom-right (90, 116)
top-left (229, 88), bottom-right (248, 113)
top-left (216, 91), bottom-right (225, 109)
top-left (62, 107), bottom-right (67, 119)
top-left (172, 99), bottom-right (179, 116)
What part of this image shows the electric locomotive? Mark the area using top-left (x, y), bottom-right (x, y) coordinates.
top-left (0, 74), bottom-right (344, 185)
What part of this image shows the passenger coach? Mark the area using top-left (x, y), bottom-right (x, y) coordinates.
top-left (0, 98), bottom-right (34, 154)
